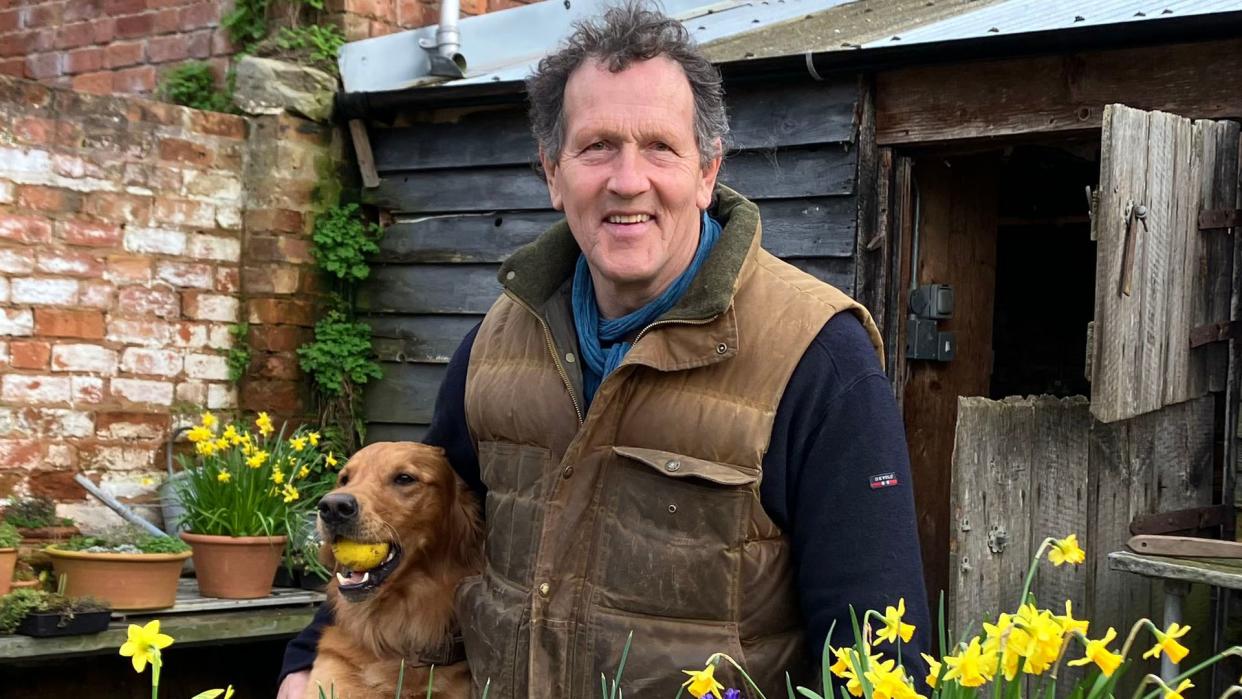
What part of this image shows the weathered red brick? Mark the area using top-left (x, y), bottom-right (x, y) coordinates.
top-left (70, 71), bottom-right (113, 95)
top-left (117, 286), bottom-right (179, 318)
top-left (186, 28), bottom-right (212, 59)
top-left (27, 470), bottom-right (87, 500)
top-left (179, 1), bottom-right (217, 30)
top-left (151, 198), bottom-right (213, 227)
top-left (157, 137), bottom-right (212, 167)
top-left (9, 340), bottom-right (50, 370)
top-left (120, 347), bottom-right (182, 377)
top-left (152, 7), bottom-right (178, 33)
top-left (79, 280), bottom-right (114, 309)
top-left (214, 266), bottom-right (239, 293)
top-left (257, 353), bottom-right (301, 380)
top-left (111, 377), bottom-right (174, 406)
top-left (36, 249), bottom-right (104, 277)
top-left (51, 343), bottom-right (118, 374)
top-left (22, 3), bottom-right (62, 28)
top-left (0, 215), bottom-right (53, 244)
top-left (64, 46), bottom-right (104, 75)
top-left (241, 379), bottom-right (305, 414)
top-left (190, 110), bottom-right (245, 139)
top-left (154, 260), bottom-right (212, 288)
top-left (60, 219), bottom-right (122, 247)
top-left (106, 318), bottom-right (171, 346)
top-left (12, 116), bottom-right (55, 145)
top-left (96, 412), bottom-right (169, 441)
top-left (1, 375), bottom-right (70, 404)
top-left (103, 0), bottom-right (148, 15)
top-left (0, 9), bottom-right (17, 32)
top-left (247, 298), bottom-right (315, 327)
top-left (24, 52), bottom-right (61, 80)
top-left (115, 13), bottom-right (154, 39)
top-left (106, 40), bottom-right (145, 68)
top-left (0, 440), bottom-right (43, 470)
top-left (0, 248), bottom-right (36, 274)
top-left (92, 17), bottom-right (116, 43)
top-left (105, 256), bottom-right (152, 284)
top-left (114, 64), bottom-right (157, 94)
top-left (147, 34), bottom-right (189, 63)
top-left (83, 191), bottom-right (152, 225)
top-left (53, 21), bottom-right (95, 50)
top-left (34, 309), bottom-right (105, 339)
top-left (65, 1), bottom-right (102, 22)
top-left (0, 58), bottom-right (23, 78)
top-left (244, 209), bottom-right (304, 234)
top-left (16, 185), bottom-right (80, 213)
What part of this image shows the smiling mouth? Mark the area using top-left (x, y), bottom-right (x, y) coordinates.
top-left (605, 213), bottom-right (652, 224)
top-left (335, 543), bottom-right (402, 601)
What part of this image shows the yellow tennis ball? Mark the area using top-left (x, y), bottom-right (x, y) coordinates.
top-left (332, 539), bottom-right (390, 570)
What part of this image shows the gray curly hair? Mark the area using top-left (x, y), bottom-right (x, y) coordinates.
top-left (525, 1), bottom-right (729, 167)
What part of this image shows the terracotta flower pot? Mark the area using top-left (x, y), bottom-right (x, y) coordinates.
top-left (18, 525), bottom-right (80, 567)
top-left (180, 532), bottom-right (287, 599)
top-left (10, 578), bottom-right (39, 590)
top-left (0, 548), bottom-right (16, 595)
top-left (46, 547), bottom-right (191, 610)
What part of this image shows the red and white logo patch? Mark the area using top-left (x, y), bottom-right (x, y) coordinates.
top-left (869, 472), bottom-right (899, 489)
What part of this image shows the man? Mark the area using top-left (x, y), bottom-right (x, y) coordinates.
top-left (279, 4), bottom-right (929, 697)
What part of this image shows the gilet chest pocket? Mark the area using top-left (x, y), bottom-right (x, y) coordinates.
top-left (593, 447), bottom-right (759, 621)
top-left (478, 441), bottom-right (551, 587)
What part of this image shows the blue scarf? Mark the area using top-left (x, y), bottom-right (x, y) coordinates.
top-left (572, 211), bottom-right (722, 408)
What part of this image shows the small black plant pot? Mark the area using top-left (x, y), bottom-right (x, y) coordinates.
top-left (16, 610), bottom-right (111, 637)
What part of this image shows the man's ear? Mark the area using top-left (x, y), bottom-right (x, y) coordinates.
top-left (696, 142), bottom-right (723, 210)
top-left (540, 148), bottom-right (564, 211)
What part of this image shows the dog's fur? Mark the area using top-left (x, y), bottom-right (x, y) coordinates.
top-left (306, 442), bottom-right (482, 699)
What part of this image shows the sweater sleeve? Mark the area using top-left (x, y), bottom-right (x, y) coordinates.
top-left (277, 325), bottom-right (482, 684)
top-left (760, 312), bottom-right (931, 691)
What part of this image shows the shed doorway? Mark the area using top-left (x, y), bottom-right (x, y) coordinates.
top-left (897, 142), bottom-right (1101, 610)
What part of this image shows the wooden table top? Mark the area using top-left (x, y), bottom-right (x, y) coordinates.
top-left (1108, 550), bottom-right (1242, 590)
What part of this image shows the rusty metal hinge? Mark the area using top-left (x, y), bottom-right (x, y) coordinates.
top-left (1199, 209), bottom-right (1241, 231)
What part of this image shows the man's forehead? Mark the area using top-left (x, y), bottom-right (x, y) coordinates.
top-left (564, 56), bottom-right (693, 105)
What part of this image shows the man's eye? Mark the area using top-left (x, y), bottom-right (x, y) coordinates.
top-left (586, 141), bottom-right (609, 151)
top-left (652, 142), bottom-right (672, 151)
top-left (393, 473), bottom-right (418, 485)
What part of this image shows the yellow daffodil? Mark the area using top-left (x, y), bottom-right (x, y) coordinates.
top-left (866, 662), bottom-right (925, 699)
top-left (247, 450), bottom-right (269, 469)
top-left (877, 597), bottom-right (916, 645)
top-left (943, 637), bottom-right (995, 688)
top-left (1048, 534), bottom-right (1086, 566)
top-left (290, 436), bottom-right (307, 452)
top-left (190, 687), bottom-right (235, 699)
top-left (222, 424), bottom-right (241, 445)
top-left (298, 466), bottom-right (310, 479)
top-left (201, 412), bottom-right (217, 429)
top-left (1068, 627), bottom-right (1123, 677)
top-left (1010, 604), bottom-right (1065, 675)
top-left (829, 645), bottom-right (885, 697)
top-left (256, 411), bottom-right (274, 437)
top-left (271, 467), bottom-right (285, 484)
top-left (140, 475), bottom-right (154, 486)
top-left (217, 469), bottom-right (231, 484)
top-left (921, 653), bottom-right (942, 689)
top-left (118, 620), bottom-right (174, 674)
top-left (187, 425), bottom-right (213, 443)
top-left (326, 452), bottom-right (339, 468)
top-left (1055, 599), bottom-right (1089, 636)
top-left (195, 440), bottom-right (217, 457)
top-left (1165, 679), bottom-right (1193, 699)
top-left (213, 437), bottom-right (229, 452)
top-left (308, 431), bottom-right (320, 446)
top-left (1144, 623), bottom-right (1191, 664)
top-left (281, 483), bottom-right (299, 503)
top-left (680, 663), bottom-right (724, 699)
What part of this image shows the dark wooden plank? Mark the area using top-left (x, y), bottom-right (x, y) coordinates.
top-left (854, 76), bottom-right (888, 338)
top-left (358, 264), bottom-right (502, 315)
top-left (365, 145), bottom-right (857, 213)
top-left (370, 80), bottom-right (858, 172)
top-left (349, 119), bottom-right (380, 189)
top-left (373, 107), bottom-right (535, 172)
top-left (876, 38), bottom-right (1242, 145)
top-left (786, 257), bottom-right (855, 296)
top-left (1194, 119), bottom-right (1241, 394)
top-left (363, 362), bottom-right (446, 423)
top-left (902, 155), bottom-right (1000, 614)
top-left (367, 314), bottom-right (481, 363)
top-left (724, 79), bottom-right (858, 150)
top-left (378, 198), bottom-right (855, 263)
top-left (365, 422), bottom-right (430, 444)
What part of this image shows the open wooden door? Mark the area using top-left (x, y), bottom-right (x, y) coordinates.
top-left (1090, 105), bottom-right (1240, 423)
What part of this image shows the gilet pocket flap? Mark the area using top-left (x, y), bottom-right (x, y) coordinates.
top-left (612, 446), bottom-right (759, 486)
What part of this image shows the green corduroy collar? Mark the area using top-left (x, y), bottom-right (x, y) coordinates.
top-left (497, 184), bottom-right (760, 322)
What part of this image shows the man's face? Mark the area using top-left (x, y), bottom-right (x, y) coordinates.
top-left (542, 56), bottom-right (721, 304)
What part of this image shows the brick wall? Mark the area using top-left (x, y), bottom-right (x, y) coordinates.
top-left (1, 0), bottom-right (537, 96)
top-left (0, 75), bottom-right (339, 529)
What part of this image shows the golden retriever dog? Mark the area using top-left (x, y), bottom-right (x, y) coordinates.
top-left (306, 442), bottom-right (482, 699)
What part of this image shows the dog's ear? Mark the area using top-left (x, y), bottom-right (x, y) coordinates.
top-left (447, 477), bottom-right (483, 568)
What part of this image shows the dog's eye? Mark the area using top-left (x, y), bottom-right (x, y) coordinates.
top-left (339, 473), bottom-right (350, 485)
top-left (393, 473), bottom-right (418, 485)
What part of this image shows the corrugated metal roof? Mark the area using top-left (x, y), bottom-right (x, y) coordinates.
top-left (860, 0), bottom-right (1242, 46)
top-left (339, 0), bottom-right (859, 93)
top-left (339, 0), bottom-right (1242, 94)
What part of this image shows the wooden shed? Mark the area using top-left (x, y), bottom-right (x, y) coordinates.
top-left (335, 0), bottom-right (1242, 670)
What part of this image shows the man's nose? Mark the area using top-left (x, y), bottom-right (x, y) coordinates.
top-left (606, 147), bottom-right (650, 198)
top-left (318, 493), bottom-right (359, 524)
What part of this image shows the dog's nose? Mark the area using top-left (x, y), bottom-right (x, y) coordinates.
top-left (318, 493), bottom-right (359, 524)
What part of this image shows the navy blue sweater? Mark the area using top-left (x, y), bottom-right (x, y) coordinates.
top-left (281, 312), bottom-right (931, 691)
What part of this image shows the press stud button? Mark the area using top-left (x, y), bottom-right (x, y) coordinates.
top-left (668, 504), bottom-right (678, 514)
top-left (665, 460), bottom-right (681, 472)
top-left (716, 343), bottom-right (728, 354)
top-left (506, 271), bottom-right (516, 280)
top-left (565, 352), bottom-right (575, 363)
top-left (538, 582), bottom-right (550, 597)
top-left (562, 465), bottom-right (574, 479)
